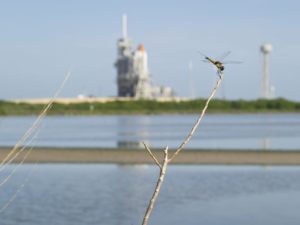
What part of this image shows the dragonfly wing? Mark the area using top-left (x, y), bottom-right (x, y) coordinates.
top-left (222, 60), bottom-right (243, 64)
top-left (216, 70), bottom-right (222, 78)
top-left (198, 51), bottom-right (213, 64)
top-left (216, 51), bottom-right (231, 61)
top-left (198, 51), bottom-right (209, 58)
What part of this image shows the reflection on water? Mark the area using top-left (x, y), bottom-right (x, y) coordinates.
top-left (261, 137), bottom-right (270, 150)
top-left (0, 114), bottom-right (300, 150)
top-left (1, 164), bottom-right (300, 225)
top-left (117, 140), bottom-right (144, 149)
top-left (116, 116), bottom-right (148, 148)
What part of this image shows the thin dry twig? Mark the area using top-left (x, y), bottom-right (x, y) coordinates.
top-left (143, 142), bottom-right (162, 169)
top-left (169, 72), bottom-right (223, 162)
top-left (141, 71), bottom-right (224, 225)
top-left (142, 146), bottom-right (169, 225)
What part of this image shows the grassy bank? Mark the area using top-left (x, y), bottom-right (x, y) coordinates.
top-left (1, 98), bottom-right (300, 115)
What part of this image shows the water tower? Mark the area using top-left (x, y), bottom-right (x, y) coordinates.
top-left (260, 43), bottom-right (272, 99)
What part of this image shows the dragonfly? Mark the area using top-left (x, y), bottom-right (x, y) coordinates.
top-left (198, 51), bottom-right (242, 77)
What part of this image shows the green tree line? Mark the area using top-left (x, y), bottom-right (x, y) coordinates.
top-left (0, 98), bottom-right (300, 115)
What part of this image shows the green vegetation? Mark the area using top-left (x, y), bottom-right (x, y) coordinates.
top-left (1, 98), bottom-right (300, 116)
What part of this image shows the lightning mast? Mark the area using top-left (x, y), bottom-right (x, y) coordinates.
top-left (122, 14), bottom-right (127, 39)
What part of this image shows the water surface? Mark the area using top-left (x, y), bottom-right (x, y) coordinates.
top-left (1, 114), bottom-right (300, 150)
top-left (0, 164), bottom-right (300, 225)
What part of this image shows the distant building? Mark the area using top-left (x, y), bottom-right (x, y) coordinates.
top-left (115, 14), bottom-right (174, 99)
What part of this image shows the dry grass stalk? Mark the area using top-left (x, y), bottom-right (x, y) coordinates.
top-left (0, 71), bottom-right (71, 168)
top-left (0, 71), bottom-right (71, 213)
top-left (0, 132), bottom-right (38, 173)
top-left (0, 72), bottom-right (71, 213)
top-left (0, 162), bottom-right (38, 214)
top-left (0, 146), bottom-right (34, 187)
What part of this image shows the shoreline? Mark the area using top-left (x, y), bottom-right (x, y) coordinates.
top-left (1, 147), bottom-right (300, 165)
top-left (1, 111), bottom-right (300, 116)
top-left (1, 98), bottom-right (300, 116)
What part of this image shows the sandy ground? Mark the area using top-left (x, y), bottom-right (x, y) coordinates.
top-left (1, 147), bottom-right (300, 165)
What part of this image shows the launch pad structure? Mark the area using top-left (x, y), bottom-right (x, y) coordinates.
top-left (115, 14), bottom-right (174, 99)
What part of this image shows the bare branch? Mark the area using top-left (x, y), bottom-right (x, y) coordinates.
top-left (141, 70), bottom-right (224, 225)
top-left (169, 72), bottom-right (224, 162)
top-left (142, 146), bottom-right (169, 225)
top-left (143, 142), bottom-right (162, 169)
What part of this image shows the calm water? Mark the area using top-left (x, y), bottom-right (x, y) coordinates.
top-left (0, 113), bottom-right (300, 150)
top-left (1, 114), bottom-right (300, 224)
top-left (0, 164), bottom-right (300, 225)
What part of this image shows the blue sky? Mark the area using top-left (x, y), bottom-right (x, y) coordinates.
top-left (0, 0), bottom-right (300, 100)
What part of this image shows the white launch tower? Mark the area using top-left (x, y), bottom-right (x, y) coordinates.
top-left (115, 14), bottom-right (173, 99)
